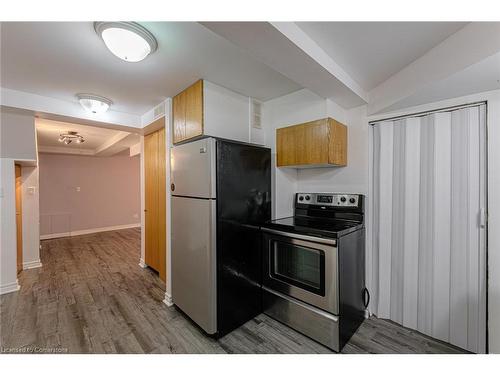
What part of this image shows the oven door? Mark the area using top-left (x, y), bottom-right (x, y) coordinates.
top-left (262, 228), bottom-right (339, 315)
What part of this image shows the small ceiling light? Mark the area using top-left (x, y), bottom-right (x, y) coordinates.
top-left (94, 22), bottom-right (158, 62)
top-left (76, 93), bottom-right (112, 114)
top-left (59, 131), bottom-right (85, 145)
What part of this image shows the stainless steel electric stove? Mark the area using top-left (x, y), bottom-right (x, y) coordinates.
top-left (260, 192), bottom-right (368, 352)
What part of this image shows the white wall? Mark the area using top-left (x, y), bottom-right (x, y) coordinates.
top-left (262, 89), bottom-right (368, 218)
top-left (486, 90), bottom-right (500, 354)
top-left (0, 108), bottom-right (39, 294)
top-left (0, 159), bottom-right (19, 294)
top-left (0, 108), bottom-right (37, 160)
top-left (38, 153), bottom-right (140, 237)
top-left (204, 80), bottom-right (250, 143)
top-left (368, 89), bottom-right (500, 353)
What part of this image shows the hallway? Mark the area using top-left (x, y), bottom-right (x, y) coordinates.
top-left (0, 229), bottom-right (466, 354)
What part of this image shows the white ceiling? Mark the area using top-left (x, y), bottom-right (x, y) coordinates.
top-left (296, 22), bottom-right (468, 90)
top-left (37, 119), bottom-right (119, 149)
top-left (36, 118), bottom-right (140, 156)
top-left (380, 51), bottom-right (500, 114)
top-left (2, 21), bottom-right (492, 119)
top-left (201, 22), bottom-right (369, 108)
top-left (0, 22), bottom-right (301, 115)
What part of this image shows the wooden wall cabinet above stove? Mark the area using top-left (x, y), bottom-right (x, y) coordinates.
top-left (276, 117), bottom-right (347, 168)
top-left (172, 79), bottom-right (251, 144)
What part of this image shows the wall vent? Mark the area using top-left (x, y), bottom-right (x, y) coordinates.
top-left (250, 99), bottom-right (262, 129)
top-left (153, 103), bottom-right (165, 119)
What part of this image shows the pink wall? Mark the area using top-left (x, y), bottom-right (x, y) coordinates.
top-left (39, 153), bottom-right (140, 236)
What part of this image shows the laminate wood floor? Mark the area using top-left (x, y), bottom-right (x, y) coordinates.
top-left (0, 229), bottom-right (467, 354)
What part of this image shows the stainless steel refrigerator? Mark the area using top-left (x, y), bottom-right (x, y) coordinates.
top-left (171, 137), bottom-right (271, 336)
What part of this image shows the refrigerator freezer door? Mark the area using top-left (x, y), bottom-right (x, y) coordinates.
top-left (171, 137), bottom-right (216, 199)
top-left (216, 140), bottom-right (271, 335)
top-left (171, 196), bottom-right (217, 334)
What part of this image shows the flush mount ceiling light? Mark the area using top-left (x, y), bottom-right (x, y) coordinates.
top-left (59, 131), bottom-right (85, 145)
top-left (94, 22), bottom-right (158, 62)
top-left (76, 93), bottom-right (112, 114)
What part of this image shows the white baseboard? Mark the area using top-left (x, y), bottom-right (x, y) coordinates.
top-left (23, 260), bottom-right (43, 270)
top-left (138, 258), bottom-right (147, 268)
top-left (40, 223), bottom-right (141, 240)
top-left (163, 292), bottom-right (173, 307)
top-left (0, 280), bottom-right (20, 295)
top-left (41, 231), bottom-right (71, 240)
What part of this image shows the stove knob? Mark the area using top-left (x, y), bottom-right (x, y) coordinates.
top-left (298, 196), bottom-right (304, 201)
top-left (349, 197), bottom-right (356, 204)
top-left (340, 196), bottom-right (346, 202)
top-left (305, 195), bottom-right (311, 201)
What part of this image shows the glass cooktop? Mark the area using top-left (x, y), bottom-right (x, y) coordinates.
top-left (262, 216), bottom-right (363, 238)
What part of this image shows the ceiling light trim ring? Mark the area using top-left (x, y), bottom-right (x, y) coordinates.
top-left (76, 93), bottom-right (113, 114)
top-left (94, 21), bottom-right (158, 56)
top-left (76, 93), bottom-right (113, 106)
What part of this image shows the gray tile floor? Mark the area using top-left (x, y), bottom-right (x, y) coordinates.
top-left (0, 229), bottom-right (467, 354)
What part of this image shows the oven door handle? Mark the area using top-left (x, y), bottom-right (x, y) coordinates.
top-left (261, 228), bottom-right (337, 246)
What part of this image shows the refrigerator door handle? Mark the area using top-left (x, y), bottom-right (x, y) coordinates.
top-left (479, 207), bottom-right (487, 228)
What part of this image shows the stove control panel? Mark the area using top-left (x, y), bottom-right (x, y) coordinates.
top-left (297, 193), bottom-right (361, 207)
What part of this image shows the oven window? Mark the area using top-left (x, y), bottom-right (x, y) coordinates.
top-left (271, 240), bottom-right (325, 296)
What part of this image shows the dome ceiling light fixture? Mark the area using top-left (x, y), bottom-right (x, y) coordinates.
top-left (59, 131), bottom-right (85, 145)
top-left (76, 93), bottom-right (112, 114)
top-left (94, 22), bottom-right (158, 62)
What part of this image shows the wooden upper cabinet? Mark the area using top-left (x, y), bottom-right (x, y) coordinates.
top-left (276, 117), bottom-right (347, 168)
top-left (173, 89), bottom-right (186, 142)
top-left (173, 79), bottom-right (253, 144)
top-left (173, 79), bottom-right (203, 144)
